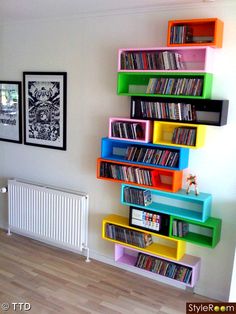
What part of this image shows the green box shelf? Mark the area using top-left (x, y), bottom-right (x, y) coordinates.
top-left (170, 216), bottom-right (222, 248)
top-left (117, 72), bottom-right (213, 99)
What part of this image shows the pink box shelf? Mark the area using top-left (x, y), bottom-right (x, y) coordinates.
top-left (109, 117), bottom-right (153, 143)
top-left (114, 244), bottom-right (201, 288)
top-left (118, 46), bottom-right (214, 73)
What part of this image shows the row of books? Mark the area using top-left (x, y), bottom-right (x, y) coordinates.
top-left (100, 162), bottom-right (153, 186)
top-left (172, 127), bottom-right (196, 146)
top-left (170, 25), bottom-right (214, 44)
top-left (146, 77), bottom-right (203, 96)
top-left (170, 25), bottom-right (193, 44)
top-left (105, 224), bottom-right (153, 248)
top-left (111, 122), bottom-right (144, 140)
top-left (125, 146), bottom-right (179, 168)
top-left (131, 100), bottom-right (197, 121)
top-left (172, 220), bottom-right (189, 237)
top-left (135, 252), bottom-right (192, 284)
top-left (120, 50), bottom-right (184, 70)
top-left (123, 186), bottom-right (152, 206)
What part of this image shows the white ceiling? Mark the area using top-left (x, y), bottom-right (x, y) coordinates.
top-left (0, 0), bottom-right (227, 23)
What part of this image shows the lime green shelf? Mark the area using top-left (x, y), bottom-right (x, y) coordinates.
top-left (117, 72), bottom-right (212, 99)
top-left (170, 216), bottom-right (222, 248)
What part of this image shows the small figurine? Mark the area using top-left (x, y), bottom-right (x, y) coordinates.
top-left (186, 174), bottom-right (199, 196)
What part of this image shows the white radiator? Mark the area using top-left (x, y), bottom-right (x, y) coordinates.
top-left (7, 179), bottom-right (90, 261)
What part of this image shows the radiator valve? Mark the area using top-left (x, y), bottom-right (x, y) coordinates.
top-left (0, 187), bottom-right (8, 193)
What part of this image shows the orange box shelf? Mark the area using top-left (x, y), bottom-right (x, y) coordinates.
top-left (167, 18), bottom-right (224, 48)
top-left (97, 157), bottom-right (183, 192)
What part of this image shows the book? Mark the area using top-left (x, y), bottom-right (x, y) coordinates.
top-left (133, 123), bottom-right (144, 140)
top-left (172, 220), bottom-right (178, 236)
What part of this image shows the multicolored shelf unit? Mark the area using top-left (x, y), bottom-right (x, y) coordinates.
top-left (99, 17), bottom-right (225, 289)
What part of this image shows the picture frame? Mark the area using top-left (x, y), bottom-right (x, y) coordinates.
top-left (0, 81), bottom-right (22, 143)
top-left (23, 72), bottom-right (67, 150)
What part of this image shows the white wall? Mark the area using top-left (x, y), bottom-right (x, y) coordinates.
top-left (0, 1), bottom-right (236, 301)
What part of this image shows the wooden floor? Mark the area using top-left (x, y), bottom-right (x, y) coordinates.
top-left (0, 230), bottom-right (215, 314)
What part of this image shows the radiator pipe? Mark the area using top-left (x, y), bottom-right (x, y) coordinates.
top-left (0, 187), bottom-right (8, 193)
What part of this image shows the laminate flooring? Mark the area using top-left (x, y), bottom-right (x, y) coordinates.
top-left (0, 230), bottom-right (216, 314)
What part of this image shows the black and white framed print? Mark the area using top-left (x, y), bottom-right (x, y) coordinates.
top-left (23, 72), bottom-right (67, 150)
top-left (0, 81), bottom-right (22, 143)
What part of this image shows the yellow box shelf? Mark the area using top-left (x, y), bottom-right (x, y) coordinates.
top-left (153, 121), bottom-right (206, 149)
top-left (102, 214), bottom-right (186, 261)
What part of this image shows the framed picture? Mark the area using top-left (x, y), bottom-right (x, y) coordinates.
top-left (0, 81), bottom-right (22, 143)
top-left (23, 72), bottom-right (67, 150)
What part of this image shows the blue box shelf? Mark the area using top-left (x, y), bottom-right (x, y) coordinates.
top-left (121, 184), bottom-right (212, 223)
top-left (101, 137), bottom-right (189, 171)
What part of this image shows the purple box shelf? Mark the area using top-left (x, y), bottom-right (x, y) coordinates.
top-left (115, 244), bottom-right (201, 288)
